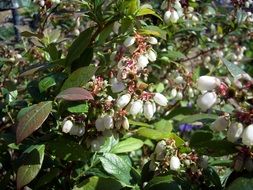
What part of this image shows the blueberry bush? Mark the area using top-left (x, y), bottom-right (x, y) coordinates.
top-left (1, 0), bottom-right (253, 189)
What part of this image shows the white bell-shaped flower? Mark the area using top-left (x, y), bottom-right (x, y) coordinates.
top-left (154, 140), bottom-right (167, 154)
top-left (123, 36), bottom-right (135, 47)
top-left (62, 120), bottom-right (74, 133)
top-left (122, 116), bottom-right (130, 130)
top-left (137, 55), bottom-right (149, 69)
top-left (147, 36), bottom-right (158, 45)
top-left (111, 78), bottom-right (126, 93)
top-left (170, 156), bottom-right (181, 171)
top-left (197, 92), bottom-right (217, 111)
top-left (129, 100), bottom-right (143, 116)
top-left (227, 122), bottom-right (244, 143)
top-left (146, 49), bottom-right (157, 62)
top-left (197, 76), bottom-right (220, 91)
top-left (153, 93), bottom-right (168, 106)
top-left (170, 10), bottom-right (179, 23)
top-left (242, 124), bottom-right (253, 146)
top-left (144, 101), bottom-right (155, 120)
top-left (76, 127), bottom-right (85, 136)
top-left (211, 116), bottom-right (230, 132)
top-left (103, 115), bottom-right (114, 130)
top-left (95, 117), bottom-right (105, 131)
top-left (116, 93), bottom-right (131, 108)
top-left (164, 10), bottom-right (171, 24)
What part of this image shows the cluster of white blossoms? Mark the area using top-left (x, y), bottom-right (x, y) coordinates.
top-left (212, 116), bottom-right (253, 147)
top-left (62, 119), bottom-right (85, 136)
top-left (196, 76), bottom-right (221, 111)
top-left (149, 140), bottom-right (181, 172)
top-left (163, 0), bottom-right (183, 24)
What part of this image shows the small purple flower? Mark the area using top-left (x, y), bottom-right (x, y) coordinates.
top-left (179, 123), bottom-right (202, 133)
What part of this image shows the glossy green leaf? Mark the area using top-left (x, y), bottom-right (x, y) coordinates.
top-left (100, 153), bottom-right (132, 186)
top-left (67, 103), bottom-right (89, 113)
top-left (47, 136), bottom-right (90, 161)
top-left (16, 101), bottom-right (52, 144)
top-left (222, 58), bottom-right (246, 78)
top-left (111, 137), bottom-right (143, 153)
top-left (129, 120), bottom-right (152, 127)
top-left (61, 65), bottom-right (97, 90)
top-left (144, 175), bottom-right (182, 190)
top-left (73, 176), bottom-right (123, 190)
top-left (66, 27), bottom-right (94, 65)
top-left (16, 144), bottom-right (45, 190)
top-left (179, 114), bottom-right (218, 124)
top-left (139, 26), bottom-right (167, 40)
top-left (137, 127), bottom-right (169, 140)
top-left (227, 177), bottom-right (253, 190)
top-left (136, 8), bottom-right (162, 21)
top-left (154, 120), bottom-right (173, 134)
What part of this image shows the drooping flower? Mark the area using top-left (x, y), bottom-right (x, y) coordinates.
top-left (129, 100), bottom-right (143, 116)
top-left (153, 93), bottom-right (168, 106)
top-left (197, 92), bottom-right (217, 111)
top-left (62, 120), bottom-right (74, 133)
top-left (197, 76), bottom-right (220, 91)
top-left (227, 122), bottom-right (244, 143)
top-left (170, 156), bottom-right (181, 171)
top-left (116, 93), bottom-right (131, 108)
top-left (242, 124), bottom-right (253, 146)
top-left (144, 101), bottom-right (155, 120)
top-left (123, 36), bottom-right (135, 47)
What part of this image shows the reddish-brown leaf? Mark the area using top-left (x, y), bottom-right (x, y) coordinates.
top-left (56, 87), bottom-right (94, 101)
top-left (16, 101), bottom-right (52, 144)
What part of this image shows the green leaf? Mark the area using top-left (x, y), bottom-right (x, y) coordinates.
top-left (66, 27), bottom-right (94, 65)
top-left (179, 114), bottom-right (218, 124)
top-left (137, 127), bottom-right (169, 140)
top-left (190, 130), bottom-right (213, 147)
top-left (39, 73), bottom-right (67, 92)
top-left (227, 177), bottom-right (253, 190)
top-left (16, 144), bottom-right (45, 190)
top-left (154, 120), bottom-right (173, 134)
top-left (129, 120), bottom-right (152, 127)
top-left (61, 65), bottom-right (97, 90)
top-left (73, 176), bottom-right (123, 190)
top-left (111, 137), bottom-right (143, 153)
top-left (44, 43), bottom-right (60, 61)
top-left (16, 101), bottom-right (52, 144)
top-left (100, 153), bottom-right (132, 186)
top-left (222, 58), bottom-right (246, 77)
top-left (122, 0), bottom-right (140, 15)
top-left (136, 8), bottom-right (162, 21)
top-left (56, 87), bottom-right (94, 101)
top-left (47, 136), bottom-right (90, 161)
top-left (144, 175), bottom-right (182, 190)
top-left (67, 103), bottom-right (89, 113)
top-left (168, 133), bottom-right (185, 147)
top-left (36, 168), bottom-right (60, 188)
top-left (139, 26), bottom-right (167, 40)
top-left (97, 23), bottom-right (114, 45)
top-left (203, 167), bottom-right (222, 189)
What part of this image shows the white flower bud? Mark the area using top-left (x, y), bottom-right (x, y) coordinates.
top-left (170, 156), bottom-right (181, 171)
top-left (164, 10), bottom-right (172, 24)
top-left (153, 93), bottom-right (168, 106)
top-left (62, 120), bottom-right (74, 133)
top-left (188, 87), bottom-right (194, 98)
top-left (122, 116), bottom-right (129, 130)
top-left (95, 117), bottom-right (105, 131)
top-left (242, 124), bottom-right (253, 146)
top-left (227, 122), bottom-right (243, 143)
top-left (170, 88), bottom-right (177, 98)
top-left (129, 100), bottom-right (143, 116)
top-left (76, 127), bottom-right (85, 136)
top-left (144, 101), bottom-right (155, 120)
top-left (176, 91), bottom-right (183, 100)
top-left (211, 116), bottom-right (230, 132)
top-left (116, 93), bottom-right (131, 108)
top-left (103, 115), bottom-right (114, 130)
top-left (111, 79), bottom-right (126, 93)
top-left (137, 55), bottom-right (149, 69)
top-left (147, 36), bottom-right (158, 45)
top-left (170, 10), bottom-right (179, 23)
top-left (154, 140), bottom-right (167, 154)
top-left (39, 0), bottom-right (45, 7)
top-left (197, 92), bottom-right (217, 111)
top-left (174, 76), bottom-right (184, 84)
top-left (74, 29), bottom-right (80, 36)
top-left (113, 21), bottom-right (121, 34)
top-left (192, 15), bottom-right (199, 22)
top-left (146, 49), bottom-right (157, 62)
top-left (16, 54), bottom-right (22, 59)
top-left (197, 76), bottom-right (220, 91)
top-left (90, 139), bottom-right (101, 152)
top-left (123, 36), bottom-right (135, 47)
